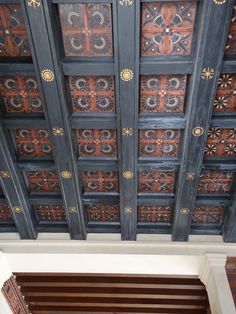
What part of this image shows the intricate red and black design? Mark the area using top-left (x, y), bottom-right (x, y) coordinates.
top-left (0, 5), bottom-right (31, 57)
top-left (140, 75), bottom-right (186, 112)
top-left (82, 171), bottom-right (118, 193)
top-left (139, 129), bottom-right (180, 157)
top-left (0, 76), bottom-right (42, 113)
top-left (0, 203), bottom-right (13, 222)
top-left (205, 128), bottom-right (236, 158)
top-left (213, 74), bottom-right (236, 112)
top-left (69, 76), bottom-right (115, 112)
top-left (197, 170), bottom-right (233, 194)
top-left (192, 206), bottom-right (224, 224)
top-left (138, 206), bottom-right (172, 223)
top-left (87, 204), bottom-right (119, 222)
top-left (26, 171), bottom-right (60, 193)
top-left (35, 205), bottom-right (67, 222)
top-left (141, 2), bottom-right (196, 56)
top-left (77, 129), bottom-right (117, 158)
top-left (139, 171), bottom-right (175, 193)
top-left (2, 276), bottom-right (30, 314)
top-left (13, 129), bottom-right (52, 158)
top-left (59, 4), bottom-right (113, 57)
top-left (225, 4), bottom-right (236, 55)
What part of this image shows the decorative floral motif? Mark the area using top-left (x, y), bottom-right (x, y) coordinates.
top-left (205, 128), bottom-right (236, 158)
top-left (138, 206), bottom-right (172, 223)
top-left (35, 205), bottom-right (66, 222)
top-left (119, 0), bottom-right (132, 6)
top-left (59, 4), bottom-right (113, 56)
top-left (139, 129), bottom-right (181, 157)
top-left (140, 75), bottom-right (186, 112)
top-left (87, 204), bottom-right (119, 222)
top-left (13, 129), bottom-right (52, 157)
top-left (26, 171), bottom-right (60, 193)
top-left (27, 0), bottom-right (41, 8)
top-left (201, 68), bottom-right (214, 80)
top-left (41, 69), bottom-right (54, 82)
top-left (141, 2), bottom-right (196, 56)
top-left (77, 129), bottom-right (117, 157)
top-left (0, 5), bottom-right (31, 56)
top-left (198, 170), bottom-right (233, 194)
top-left (0, 76), bottom-right (42, 113)
top-left (214, 74), bottom-right (236, 112)
top-left (69, 76), bottom-right (115, 112)
top-left (122, 128), bottom-right (133, 136)
top-left (192, 206), bottom-right (224, 224)
top-left (82, 171), bottom-right (118, 193)
top-left (120, 69), bottom-right (133, 81)
top-left (139, 171), bottom-right (175, 193)
top-left (225, 5), bottom-right (236, 55)
top-left (0, 203), bottom-right (13, 221)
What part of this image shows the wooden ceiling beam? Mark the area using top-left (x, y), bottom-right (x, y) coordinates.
top-left (0, 121), bottom-right (37, 238)
top-left (116, 0), bottom-right (139, 240)
top-left (172, 0), bottom-right (234, 241)
top-left (21, 0), bottom-right (87, 239)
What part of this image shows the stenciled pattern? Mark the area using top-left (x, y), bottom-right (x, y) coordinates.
top-left (139, 171), bottom-right (175, 193)
top-left (69, 76), bottom-right (115, 112)
top-left (35, 205), bottom-right (67, 222)
top-left (198, 170), bottom-right (233, 194)
top-left (138, 206), bottom-right (172, 223)
top-left (59, 4), bottom-right (113, 56)
top-left (205, 128), bottom-right (236, 158)
top-left (0, 76), bottom-right (42, 113)
top-left (141, 2), bottom-right (196, 56)
top-left (0, 5), bottom-right (31, 57)
top-left (13, 129), bottom-right (52, 157)
top-left (140, 75), bottom-right (186, 112)
top-left (213, 74), bottom-right (236, 112)
top-left (77, 129), bottom-right (117, 157)
top-left (225, 4), bottom-right (236, 55)
top-left (82, 171), bottom-right (118, 193)
top-left (0, 203), bottom-right (13, 222)
top-left (192, 206), bottom-right (224, 224)
top-left (26, 171), bottom-right (60, 193)
top-left (139, 129), bottom-right (181, 157)
top-left (87, 204), bottom-right (119, 222)
top-left (2, 276), bottom-right (30, 314)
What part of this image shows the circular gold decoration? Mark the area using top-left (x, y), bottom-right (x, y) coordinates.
top-left (61, 171), bottom-right (72, 179)
top-left (27, 0), bottom-right (41, 7)
top-left (123, 171), bottom-right (134, 179)
top-left (120, 69), bottom-right (133, 82)
top-left (213, 0), bottom-right (226, 4)
top-left (201, 67), bottom-right (214, 80)
top-left (41, 69), bottom-right (54, 82)
top-left (53, 127), bottom-right (64, 136)
top-left (186, 172), bottom-right (195, 180)
top-left (180, 208), bottom-right (190, 215)
top-left (192, 127), bottom-right (204, 137)
top-left (125, 207), bottom-right (133, 214)
top-left (122, 128), bottom-right (133, 136)
top-left (69, 207), bottom-right (77, 213)
top-left (13, 206), bottom-right (23, 213)
top-left (0, 170), bottom-right (10, 178)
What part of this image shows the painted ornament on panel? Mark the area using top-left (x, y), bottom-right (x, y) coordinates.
top-left (197, 170), bottom-right (233, 194)
top-left (0, 203), bottom-right (13, 222)
top-left (141, 2), bottom-right (196, 56)
top-left (35, 205), bottom-right (67, 222)
top-left (192, 206), bottom-right (224, 224)
top-left (213, 74), bottom-right (236, 112)
top-left (87, 204), bottom-right (120, 222)
top-left (69, 76), bottom-right (115, 112)
top-left (139, 171), bottom-right (175, 193)
top-left (26, 171), bottom-right (60, 193)
top-left (59, 4), bottom-right (113, 56)
top-left (82, 171), bottom-right (119, 193)
top-left (0, 5), bottom-right (31, 56)
top-left (77, 129), bottom-right (117, 157)
top-left (138, 206), bottom-right (172, 223)
top-left (140, 75), bottom-right (186, 112)
top-left (225, 4), bottom-right (236, 55)
top-left (139, 129), bottom-right (180, 157)
top-left (0, 76), bottom-right (43, 113)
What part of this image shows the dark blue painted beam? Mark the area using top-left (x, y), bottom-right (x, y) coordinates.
top-left (0, 122), bottom-right (37, 239)
top-left (21, 0), bottom-right (87, 239)
top-left (172, 0), bottom-right (234, 241)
